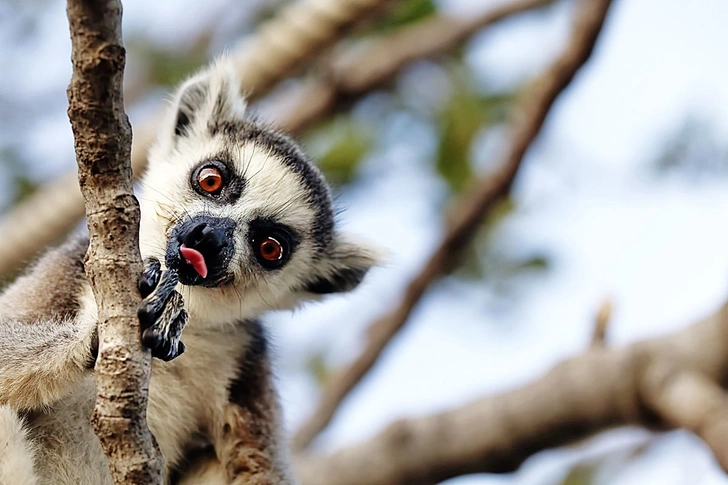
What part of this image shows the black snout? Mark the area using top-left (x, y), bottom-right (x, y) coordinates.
top-left (166, 215), bottom-right (236, 287)
top-left (180, 222), bottom-right (227, 254)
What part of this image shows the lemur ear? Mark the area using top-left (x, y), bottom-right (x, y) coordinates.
top-left (305, 237), bottom-right (380, 295)
top-left (173, 79), bottom-right (209, 137)
top-left (169, 58), bottom-right (247, 140)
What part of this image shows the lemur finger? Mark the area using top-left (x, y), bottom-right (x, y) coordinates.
top-left (151, 335), bottom-right (186, 362)
top-left (143, 331), bottom-right (186, 361)
top-left (138, 268), bottom-right (179, 329)
top-left (141, 291), bottom-right (184, 346)
top-left (142, 294), bottom-right (188, 361)
top-left (138, 257), bottom-right (162, 298)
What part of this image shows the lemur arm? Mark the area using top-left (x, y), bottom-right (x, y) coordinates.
top-left (0, 239), bottom-right (188, 409)
top-left (0, 314), bottom-right (97, 409)
top-left (0, 236), bottom-right (97, 409)
top-left (213, 320), bottom-right (296, 484)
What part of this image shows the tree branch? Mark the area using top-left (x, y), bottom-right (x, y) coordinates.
top-left (294, 301), bottom-right (728, 485)
top-left (229, 0), bottom-right (388, 98)
top-left (291, 0), bottom-right (614, 450)
top-left (0, 0), bottom-right (392, 278)
top-left (65, 0), bottom-right (162, 483)
top-left (272, 0), bottom-right (556, 133)
top-left (642, 362), bottom-right (728, 471)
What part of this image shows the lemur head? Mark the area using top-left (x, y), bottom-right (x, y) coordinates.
top-left (138, 59), bottom-right (377, 323)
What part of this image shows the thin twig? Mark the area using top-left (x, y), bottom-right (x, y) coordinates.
top-left (590, 299), bottom-right (613, 348)
top-left (292, 0), bottom-right (615, 450)
top-left (66, 0), bottom-right (161, 482)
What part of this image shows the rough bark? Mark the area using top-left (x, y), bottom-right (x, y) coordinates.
top-left (66, 0), bottom-right (163, 483)
top-left (292, 0), bottom-right (614, 450)
top-left (294, 301), bottom-right (728, 485)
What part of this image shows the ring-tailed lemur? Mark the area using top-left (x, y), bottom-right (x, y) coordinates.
top-left (0, 58), bottom-right (377, 484)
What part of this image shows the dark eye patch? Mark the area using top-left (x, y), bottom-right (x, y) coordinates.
top-left (210, 120), bottom-right (335, 249)
top-left (248, 217), bottom-right (300, 270)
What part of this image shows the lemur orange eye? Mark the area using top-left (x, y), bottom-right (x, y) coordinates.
top-left (258, 237), bottom-right (283, 262)
top-left (198, 167), bottom-right (224, 194)
top-left (250, 223), bottom-right (295, 269)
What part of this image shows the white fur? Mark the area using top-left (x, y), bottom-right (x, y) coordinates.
top-left (141, 136), bottom-right (318, 327)
top-left (0, 406), bottom-right (38, 485)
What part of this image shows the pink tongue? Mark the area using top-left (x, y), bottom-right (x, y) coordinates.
top-left (180, 244), bottom-right (208, 279)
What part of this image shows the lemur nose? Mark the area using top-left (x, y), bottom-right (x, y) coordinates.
top-left (179, 222), bottom-right (228, 251)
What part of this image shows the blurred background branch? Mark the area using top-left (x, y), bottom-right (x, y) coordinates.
top-left (294, 300), bottom-right (728, 485)
top-left (291, 0), bottom-right (613, 451)
top-left (268, 0), bottom-right (556, 134)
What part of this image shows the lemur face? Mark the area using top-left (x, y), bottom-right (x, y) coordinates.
top-left (138, 60), bottom-right (377, 322)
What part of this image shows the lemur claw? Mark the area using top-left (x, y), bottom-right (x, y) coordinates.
top-left (138, 257), bottom-right (188, 361)
top-left (138, 257), bottom-right (162, 298)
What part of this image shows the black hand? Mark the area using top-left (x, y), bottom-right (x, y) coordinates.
top-left (137, 259), bottom-right (187, 361)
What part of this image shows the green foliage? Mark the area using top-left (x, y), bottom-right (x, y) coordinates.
top-left (436, 90), bottom-right (482, 192)
top-left (549, 437), bottom-right (653, 485)
top-left (0, 146), bottom-right (38, 206)
top-left (432, 67), bottom-right (528, 289)
top-left (558, 465), bottom-right (600, 485)
top-left (479, 250), bottom-right (551, 287)
top-left (486, 195), bottom-right (517, 226)
top-left (11, 171), bottom-right (36, 205)
top-left (305, 352), bottom-right (330, 386)
top-left (252, 0), bottom-right (290, 24)
top-left (453, 197), bottom-right (550, 289)
top-left (435, 69), bottom-right (517, 193)
top-left (454, 197), bottom-right (514, 279)
top-left (376, 0), bottom-right (436, 32)
top-left (147, 53), bottom-right (203, 89)
top-left (127, 37), bottom-right (210, 89)
top-left (303, 116), bottom-right (372, 186)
